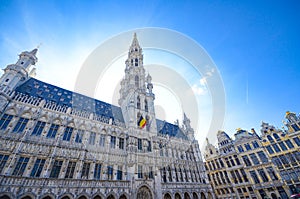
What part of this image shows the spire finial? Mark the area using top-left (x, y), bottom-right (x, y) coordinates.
top-left (130, 32), bottom-right (140, 48)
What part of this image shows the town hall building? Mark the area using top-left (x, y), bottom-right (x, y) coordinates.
top-left (0, 34), bottom-right (214, 199)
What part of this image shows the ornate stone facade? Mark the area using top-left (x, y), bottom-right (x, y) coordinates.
top-left (0, 34), bottom-right (213, 199)
top-left (204, 112), bottom-right (300, 199)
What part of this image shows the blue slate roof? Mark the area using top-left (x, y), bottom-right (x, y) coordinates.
top-left (156, 119), bottom-right (188, 140)
top-left (14, 78), bottom-right (188, 139)
top-left (15, 78), bottom-right (124, 124)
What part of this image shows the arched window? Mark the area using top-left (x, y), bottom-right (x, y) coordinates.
top-left (162, 167), bottom-right (167, 182)
top-left (145, 99), bottom-right (148, 112)
top-left (167, 166), bottom-right (172, 182)
top-left (135, 76), bottom-right (139, 87)
top-left (137, 112), bottom-right (141, 126)
top-left (175, 193), bottom-right (182, 199)
top-left (175, 167), bottom-right (179, 182)
top-left (179, 168), bottom-right (184, 181)
top-left (135, 58), bottom-right (138, 66)
top-left (137, 96), bottom-right (141, 109)
top-left (267, 135), bottom-right (273, 142)
top-left (273, 133), bottom-right (280, 140)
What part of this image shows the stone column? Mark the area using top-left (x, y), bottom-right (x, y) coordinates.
top-left (89, 162), bottom-right (95, 179)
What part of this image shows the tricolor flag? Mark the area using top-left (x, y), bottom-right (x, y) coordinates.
top-left (138, 115), bottom-right (147, 129)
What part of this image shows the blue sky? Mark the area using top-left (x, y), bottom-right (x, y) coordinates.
top-left (0, 0), bottom-right (299, 142)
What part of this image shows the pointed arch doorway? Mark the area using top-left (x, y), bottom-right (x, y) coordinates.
top-left (136, 186), bottom-right (153, 199)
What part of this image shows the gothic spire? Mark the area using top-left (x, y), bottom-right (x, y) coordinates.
top-left (130, 32), bottom-right (140, 49)
top-left (29, 48), bottom-right (38, 56)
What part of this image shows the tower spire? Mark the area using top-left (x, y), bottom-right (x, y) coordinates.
top-left (130, 32), bottom-right (140, 49)
top-left (119, 33), bottom-right (156, 132)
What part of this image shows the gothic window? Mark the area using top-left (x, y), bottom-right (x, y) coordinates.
top-left (285, 139), bottom-right (294, 149)
top-left (75, 130), bottom-right (84, 143)
top-left (147, 140), bottom-right (152, 152)
top-left (49, 160), bottom-right (63, 178)
top-left (12, 156), bottom-right (29, 176)
top-left (30, 158), bottom-right (45, 177)
top-left (137, 96), bottom-right (141, 109)
top-left (137, 165), bottom-right (143, 179)
top-left (81, 162), bottom-right (90, 179)
top-left (230, 171), bottom-right (237, 183)
top-left (62, 127), bottom-right (73, 141)
top-left (242, 155), bottom-right (252, 166)
top-left (135, 58), bottom-right (138, 66)
top-left (89, 132), bottom-right (96, 145)
top-left (240, 168), bottom-right (249, 182)
top-left (119, 138), bottom-right (124, 150)
top-left (162, 167), bottom-right (166, 182)
top-left (225, 157), bottom-right (231, 167)
top-left (168, 167), bottom-right (172, 182)
top-left (31, 121), bottom-right (46, 136)
top-left (272, 143), bottom-right (281, 152)
top-left (249, 153), bottom-right (260, 165)
top-left (229, 156), bottom-right (235, 166)
top-left (250, 170), bottom-right (260, 184)
top-left (293, 137), bottom-right (300, 146)
top-left (135, 76), bottom-right (139, 87)
top-left (272, 157), bottom-right (283, 168)
top-left (94, 163), bottom-right (102, 179)
top-left (12, 117), bottom-right (29, 133)
top-left (252, 141), bottom-right (259, 148)
top-left (64, 161), bottom-right (76, 179)
top-left (266, 145), bottom-right (274, 154)
top-left (145, 100), bottom-right (148, 112)
top-left (267, 135), bottom-right (274, 142)
top-left (257, 151), bottom-right (268, 163)
top-left (278, 142), bottom-right (288, 151)
top-left (165, 149), bottom-right (169, 157)
top-left (178, 168), bottom-right (183, 182)
top-left (149, 166), bottom-right (154, 179)
top-left (0, 154), bottom-right (9, 174)
top-left (117, 166), bottom-right (122, 180)
top-left (237, 145), bottom-right (244, 152)
top-left (184, 168), bottom-right (189, 182)
top-left (273, 133), bottom-right (280, 140)
top-left (235, 170), bottom-right (242, 183)
top-left (138, 138), bottom-right (142, 151)
top-left (107, 165), bottom-right (113, 180)
top-left (258, 169), bottom-right (269, 182)
top-left (159, 144), bottom-right (163, 156)
top-left (234, 155), bottom-right (241, 165)
top-left (266, 167), bottom-right (278, 180)
top-left (110, 136), bottom-right (116, 148)
top-left (46, 124), bottom-right (59, 138)
top-left (291, 124), bottom-right (300, 132)
top-left (219, 159), bottom-right (225, 167)
top-left (0, 114), bottom-right (13, 130)
top-left (278, 187), bottom-right (289, 199)
top-left (244, 143), bottom-right (251, 150)
top-left (287, 153), bottom-right (297, 164)
top-left (279, 155), bottom-right (289, 165)
top-left (99, 134), bottom-right (105, 147)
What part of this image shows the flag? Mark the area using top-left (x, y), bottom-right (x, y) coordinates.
top-left (138, 115), bottom-right (147, 129)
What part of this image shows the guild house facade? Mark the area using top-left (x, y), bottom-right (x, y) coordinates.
top-left (204, 112), bottom-right (300, 199)
top-left (0, 34), bottom-right (214, 199)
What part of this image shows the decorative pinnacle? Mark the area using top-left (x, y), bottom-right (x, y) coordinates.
top-left (130, 32), bottom-right (140, 48)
